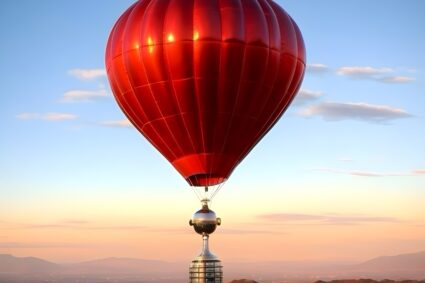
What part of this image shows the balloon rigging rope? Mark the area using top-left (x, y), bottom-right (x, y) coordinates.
top-left (190, 177), bottom-right (225, 203)
top-left (191, 186), bottom-right (202, 201)
top-left (194, 174), bottom-right (200, 199)
top-left (210, 182), bottom-right (224, 201)
top-left (190, 175), bottom-right (208, 202)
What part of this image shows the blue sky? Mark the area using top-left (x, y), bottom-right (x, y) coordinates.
top-left (0, 0), bottom-right (424, 262)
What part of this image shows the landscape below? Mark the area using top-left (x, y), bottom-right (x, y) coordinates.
top-left (0, 250), bottom-right (424, 283)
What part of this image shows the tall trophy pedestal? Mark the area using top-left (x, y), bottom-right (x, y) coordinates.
top-left (189, 202), bottom-right (223, 283)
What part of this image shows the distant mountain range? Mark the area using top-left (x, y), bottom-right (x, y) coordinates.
top-left (0, 254), bottom-right (59, 274)
top-left (350, 251), bottom-right (425, 278)
top-left (358, 251), bottom-right (425, 271)
top-left (1, 250), bottom-right (424, 282)
top-left (0, 254), bottom-right (185, 273)
top-left (225, 251), bottom-right (425, 281)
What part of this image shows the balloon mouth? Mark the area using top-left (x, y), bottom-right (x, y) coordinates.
top-left (171, 153), bottom-right (234, 187)
top-left (187, 174), bottom-right (227, 187)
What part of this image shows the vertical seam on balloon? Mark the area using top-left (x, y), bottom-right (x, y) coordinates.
top-left (193, 0), bottom-right (206, 155)
top-left (154, 0), bottom-right (187, 158)
top-left (217, 0), bottom-right (247, 173)
top-left (114, 7), bottom-right (148, 135)
top-left (186, 0), bottom-right (200, 168)
top-left (122, 2), bottom-right (150, 126)
top-left (208, 0), bottom-right (225, 186)
top-left (126, 1), bottom-right (178, 160)
top-left (280, 20), bottom-right (305, 117)
top-left (108, 29), bottom-right (130, 122)
top-left (291, 18), bottom-right (307, 93)
top-left (141, 0), bottom-right (185, 160)
top-left (180, 0), bottom-right (200, 160)
top-left (128, 0), bottom-right (176, 158)
top-left (251, 7), bottom-right (299, 150)
top-left (235, 0), bottom-right (278, 162)
top-left (235, 0), bottom-right (271, 162)
top-left (255, 0), bottom-right (281, 116)
top-left (162, 0), bottom-right (198, 159)
top-left (237, 3), bottom-right (297, 162)
top-left (118, 5), bottom-right (152, 133)
top-left (278, 16), bottom-right (299, 110)
top-left (192, 0), bottom-right (206, 187)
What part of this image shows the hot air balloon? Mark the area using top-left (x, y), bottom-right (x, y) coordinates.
top-left (106, 0), bottom-right (305, 281)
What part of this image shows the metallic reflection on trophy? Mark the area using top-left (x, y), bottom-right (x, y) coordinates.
top-left (189, 199), bottom-right (223, 283)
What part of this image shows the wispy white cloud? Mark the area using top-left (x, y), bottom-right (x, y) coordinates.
top-left (338, 158), bottom-right (353, 162)
top-left (316, 168), bottom-right (401, 177)
top-left (100, 119), bottom-right (132, 128)
top-left (259, 213), bottom-right (400, 226)
top-left (293, 89), bottom-right (324, 106)
top-left (378, 76), bottom-right (416, 83)
top-left (68, 68), bottom-right (106, 80)
top-left (61, 89), bottom-right (109, 102)
top-left (306, 63), bottom-right (329, 74)
top-left (337, 66), bottom-right (415, 83)
top-left (314, 167), bottom-right (425, 177)
top-left (298, 89), bottom-right (324, 99)
top-left (413, 169), bottom-right (425, 175)
top-left (299, 102), bottom-right (412, 123)
top-left (337, 66), bottom-right (392, 76)
top-left (16, 112), bottom-right (77, 121)
top-left (43, 112), bottom-right (77, 121)
top-left (350, 171), bottom-right (386, 177)
top-left (16, 112), bottom-right (41, 120)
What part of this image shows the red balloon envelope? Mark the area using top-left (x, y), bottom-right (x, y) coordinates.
top-left (105, 0), bottom-right (306, 187)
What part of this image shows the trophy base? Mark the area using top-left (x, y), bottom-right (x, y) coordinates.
top-left (189, 258), bottom-right (223, 283)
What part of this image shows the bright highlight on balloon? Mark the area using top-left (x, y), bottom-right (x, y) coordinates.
top-left (147, 37), bottom-right (154, 53)
top-left (167, 33), bottom-right (174, 42)
top-left (193, 31), bottom-right (199, 41)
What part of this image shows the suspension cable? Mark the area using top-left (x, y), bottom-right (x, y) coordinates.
top-left (191, 186), bottom-right (202, 201)
top-left (210, 182), bottom-right (225, 201)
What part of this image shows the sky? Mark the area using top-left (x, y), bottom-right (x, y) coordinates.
top-left (0, 0), bottom-right (425, 264)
